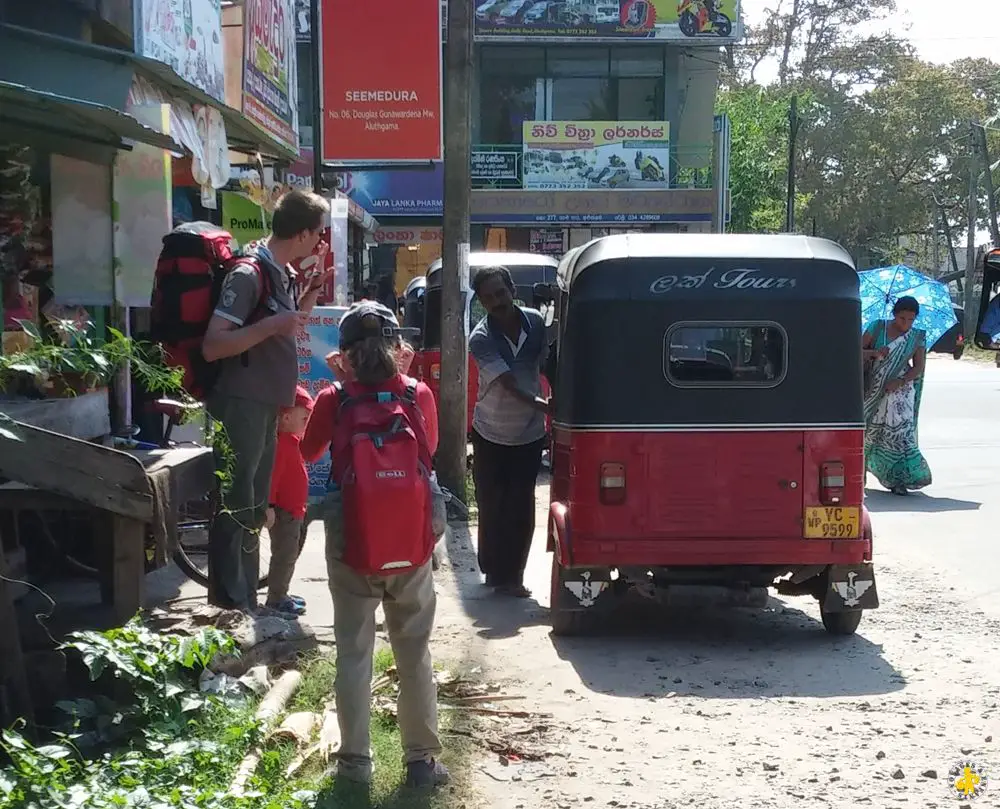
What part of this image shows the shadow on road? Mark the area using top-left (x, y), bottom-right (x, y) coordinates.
top-left (548, 595), bottom-right (905, 701)
top-left (443, 520), bottom-right (904, 701)
top-left (441, 521), bottom-right (550, 640)
top-left (864, 490), bottom-right (981, 513)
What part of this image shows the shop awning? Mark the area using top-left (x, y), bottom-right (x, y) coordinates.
top-left (0, 81), bottom-right (181, 154)
top-left (0, 24), bottom-right (298, 163)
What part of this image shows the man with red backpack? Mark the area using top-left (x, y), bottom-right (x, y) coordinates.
top-left (199, 189), bottom-right (330, 612)
top-left (301, 301), bottom-right (449, 788)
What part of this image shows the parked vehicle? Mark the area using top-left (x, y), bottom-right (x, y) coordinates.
top-left (400, 275), bottom-right (427, 348)
top-left (545, 234), bottom-right (878, 636)
top-left (415, 252), bottom-right (558, 436)
top-left (929, 305), bottom-right (965, 359)
top-left (977, 250), bottom-right (1000, 367)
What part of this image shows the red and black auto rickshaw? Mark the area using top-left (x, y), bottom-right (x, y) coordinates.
top-left (545, 234), bottom-right (878, 636)
top-left (413, 251), bottom-right (558, 434)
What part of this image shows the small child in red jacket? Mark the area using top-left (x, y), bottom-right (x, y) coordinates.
top-left (264, 385), bottom-right (314, 617)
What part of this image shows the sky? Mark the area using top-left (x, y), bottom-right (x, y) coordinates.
top-left (739, 1), bottom-right (1000, 247)
top-left (742, 0), bottom-right (1000, 80)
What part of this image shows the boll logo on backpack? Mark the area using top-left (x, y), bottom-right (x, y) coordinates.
top-left (330, 380), bottom-right (436, 576)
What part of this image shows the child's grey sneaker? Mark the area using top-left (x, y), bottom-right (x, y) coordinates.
top-left (405, 758), bottom-right (450, 788)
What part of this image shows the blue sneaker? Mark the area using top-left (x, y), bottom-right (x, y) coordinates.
top-left (269, 596), bottom-right (306, 617)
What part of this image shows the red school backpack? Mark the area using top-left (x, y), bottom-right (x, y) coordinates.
top-left (149, 222), bottom-right (272, 400)
top-left (329, 377), bottom-right (436, 576)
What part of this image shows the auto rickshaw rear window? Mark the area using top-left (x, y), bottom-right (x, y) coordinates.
top-left (664, 323), bottom-right (787, 388)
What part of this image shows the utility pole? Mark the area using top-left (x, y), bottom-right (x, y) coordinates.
top-left (935, 196), bottom-right (963, 294)
top-left (973, 123), bottom-right (1000, 248)
top-left (785, 95), bottom-right (800, 233)
top-left (439, 0), bottom-right (472, 502)
top-left (310, 0), bottom-right (323, 195)
top-left (965, 123), bottom-right (980, 338)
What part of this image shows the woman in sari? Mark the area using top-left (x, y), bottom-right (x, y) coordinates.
top-left (862, 296), bottom-right (932, 495)
top-left (862, 297), bottom-right (931, 495)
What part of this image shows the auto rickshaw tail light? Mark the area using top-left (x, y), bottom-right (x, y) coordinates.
top-left (430, 363), bottom-right (441, 380)
top-left (599, 462), bottom-right (626, 505)
top-left (820, 461), bottom-right (845, 505)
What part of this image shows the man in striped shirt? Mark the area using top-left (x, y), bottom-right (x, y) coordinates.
top-left (468, 266), bottom-right (550, 598)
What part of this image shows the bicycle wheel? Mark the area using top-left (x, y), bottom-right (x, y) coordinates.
top-left (172, 502), bottom-right (273, 591)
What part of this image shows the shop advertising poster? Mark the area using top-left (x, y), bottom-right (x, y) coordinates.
top-left (242, 0), bottom-right (299, 152)
top-left (220, 191), bottom-right (268, 248)
top-left (296, 305), bottom-right (348, 502)
top-left (334, 166), bottom-right (443, 216)
top-left (522, 121), bottom-right (670, 190)
top-left (320, 0), bottom-right (443, 162)
top-left (137, 0), bottom-right (225, 102)
top-left (51, 154), bottom-right (114, 306)
top-left (329, 197), bottom-right (350, 305)
top-left (112, 104), bottom-right (173, 307)
top-left (474, 0), bottom-right (741, 43)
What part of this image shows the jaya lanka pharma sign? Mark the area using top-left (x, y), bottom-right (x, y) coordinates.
top-left (242, 0), bottom-right (300, 153)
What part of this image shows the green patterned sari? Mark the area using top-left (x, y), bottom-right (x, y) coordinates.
top-left (863, 321), bottom-right (932, 492)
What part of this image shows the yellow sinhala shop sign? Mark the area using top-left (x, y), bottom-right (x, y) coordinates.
top-left (521, 121), bottom-right (670, 191)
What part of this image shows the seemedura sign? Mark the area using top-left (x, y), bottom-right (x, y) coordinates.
top-left (320, 0), bottom-right (443, 162)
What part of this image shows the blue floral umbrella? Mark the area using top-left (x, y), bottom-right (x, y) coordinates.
top-left (858, 265), bottom-right (958, 348)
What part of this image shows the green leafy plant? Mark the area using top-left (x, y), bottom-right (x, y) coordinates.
top-left (0, 318), bottom-right (184, 398)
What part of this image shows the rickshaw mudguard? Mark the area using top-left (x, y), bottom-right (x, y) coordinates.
top-left (820, 563), bottom-right (879, 613)
top-left (548, 502), bottom-right (570, 564)
top-left (549, 503), bottom-right (616, 616)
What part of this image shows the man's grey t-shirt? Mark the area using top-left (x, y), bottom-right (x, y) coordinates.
top-left (469, 307), bottom-right (548, 446)
top-left (211, 243), bottom-right (298, 408)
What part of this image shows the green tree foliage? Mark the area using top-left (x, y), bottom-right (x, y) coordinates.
top-left (721, 1), bottom-right (1000, 265)
top-left (717, 86), bottom-right (797, 233)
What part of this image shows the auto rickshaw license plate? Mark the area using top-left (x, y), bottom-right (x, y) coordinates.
top-left (804, 506), bottom-right (860, 539)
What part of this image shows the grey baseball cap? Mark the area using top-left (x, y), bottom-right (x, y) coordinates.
top-left (338, 300), bottom-right (419, 349)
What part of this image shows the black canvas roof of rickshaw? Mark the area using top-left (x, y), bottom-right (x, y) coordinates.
top-left (426, 252), bottom-right (559, 289)
top-left (426, 251), bottom-right (559, 279)
top-left (557, 233), bottom-right (856, 292)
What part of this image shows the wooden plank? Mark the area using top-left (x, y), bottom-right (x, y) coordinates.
top-left (108, 516), bottom-right (145, 625)
top-left (0, 417), bottom-right (152, 522)
top-left (0, 547), bottom-right (34, 730)
top-left (0, 482), bottom-right (92, 511)
top-left (131, 447), bottom-right (216, 505)
top-left (0, 389), bottom-right (110, 440)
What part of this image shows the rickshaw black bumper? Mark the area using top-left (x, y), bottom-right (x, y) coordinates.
top-left (821, 563), bottom-right (879, 612)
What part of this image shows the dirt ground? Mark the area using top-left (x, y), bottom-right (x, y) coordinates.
top-left (428, 478), bottom-right (999, 809)
top-left (144, 357), bottom-right (1000, 808)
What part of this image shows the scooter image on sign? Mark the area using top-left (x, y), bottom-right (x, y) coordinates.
top-left (677, 0), bottom-right (733, 37)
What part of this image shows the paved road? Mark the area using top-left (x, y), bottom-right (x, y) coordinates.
top-left (866, 355), bottom-right (1000, 615)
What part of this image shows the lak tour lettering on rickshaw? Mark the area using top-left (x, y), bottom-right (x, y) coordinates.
top-left (649, 267), bottom-right (798, 294)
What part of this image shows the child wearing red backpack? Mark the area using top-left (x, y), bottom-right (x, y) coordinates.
top-left (263, 385), bottom-right (314, 617)
top-left (301, 301), bottom-right (449, 789)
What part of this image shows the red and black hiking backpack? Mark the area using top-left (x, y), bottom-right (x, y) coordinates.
top-left (329, 378), bottom-right (436, 577)
top-left (149, 222), bottom-right (272, 401)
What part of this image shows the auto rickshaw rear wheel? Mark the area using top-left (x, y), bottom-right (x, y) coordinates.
top-left (820, 607), bottom-right (863, 636)
top-left (549, 557), bottom-right (592, 636)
